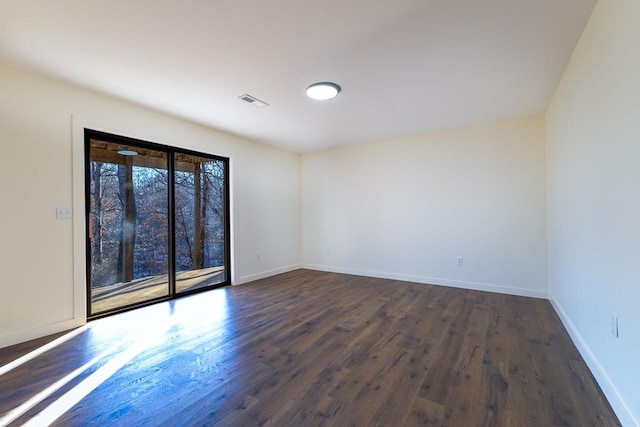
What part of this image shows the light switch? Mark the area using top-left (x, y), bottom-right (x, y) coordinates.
top-left (56, 206), bottom-right (72, 219)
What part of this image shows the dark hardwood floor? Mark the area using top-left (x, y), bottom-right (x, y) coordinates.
top-left (0, 269), bottom-right (619, 426)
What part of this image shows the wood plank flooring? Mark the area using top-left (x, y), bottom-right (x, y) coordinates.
top-left (0, 269), bottom-right (619, 426)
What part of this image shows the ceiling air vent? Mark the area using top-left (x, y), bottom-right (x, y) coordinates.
top-left (238, 94), bottom-right (268, 108)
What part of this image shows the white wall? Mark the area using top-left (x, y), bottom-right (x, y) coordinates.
top-left (302, 117), bottom-right (548, 297)
top-left (546, 1), bottom-right (640, 425)
top-left (0, 64), bottom-right (301, 348)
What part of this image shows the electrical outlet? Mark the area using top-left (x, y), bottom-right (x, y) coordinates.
top-left (611, 314), bottom-right (619, 338)
top-left (326, 248), bottom-right (331, 256)
top-left (457, 257), bottom-right (464, 267)
top-left (56, 206), bottom-right (72, 219)
top-left (256, 252), bottom-right (261, 261)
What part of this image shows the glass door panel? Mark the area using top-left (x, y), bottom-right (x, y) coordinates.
top-left (174, 153), bottom-right (227, 293)
top-left (88, 139), bottom-right (170, 315)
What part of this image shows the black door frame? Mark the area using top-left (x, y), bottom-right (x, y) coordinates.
top-left (84, 129), bottom-right (231, 319)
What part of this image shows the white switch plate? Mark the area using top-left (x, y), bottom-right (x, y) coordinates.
top-left (611, 313), bottom-right (619, 338)
top-left (56, 206), bottom-right (72, 219)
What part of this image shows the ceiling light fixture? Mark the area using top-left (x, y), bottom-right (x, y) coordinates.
top-left (306, 82), bottom-right (341, 101)
top-left (117, 150), bottom-right (138, 156)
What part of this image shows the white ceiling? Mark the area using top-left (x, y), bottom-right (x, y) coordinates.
top-left (0, 0), bottom-right (597, 152)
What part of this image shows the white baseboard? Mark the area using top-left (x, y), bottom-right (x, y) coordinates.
top-left (0, 318), bottom-right (86, 350)
top-left (233, 263), bottom-right (303, 285)
top-left (302, 264), bottom-right (549, 299)
top-left (549, 293), bottom-right (638, 427)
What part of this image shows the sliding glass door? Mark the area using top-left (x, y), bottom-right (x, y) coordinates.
top-left (85, 130), bottom-right (229, 318)
top-left (174, 153), bottom-right (227, 294)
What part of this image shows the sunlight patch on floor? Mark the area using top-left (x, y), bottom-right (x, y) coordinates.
top-left (0, 288), bottom-right (230, 426)
top-left (24, 318), bottom-right (176, 426)
top-left (0, 317), bottom-right (177, 427)
top-left (0, 326), bottom-right (89, 378)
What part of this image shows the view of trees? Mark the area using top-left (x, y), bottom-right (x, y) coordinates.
top-left (174, 158), bottom-right (226, 274)
top-left (89, 144), bottom-right (226, 291)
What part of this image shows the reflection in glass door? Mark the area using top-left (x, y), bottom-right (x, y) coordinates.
top-left (87, 139), bottom-right (170, 315)
top-left (85, 130), bottom-right (230, 318)
top-left (174, 154), bottom-right (227, 293)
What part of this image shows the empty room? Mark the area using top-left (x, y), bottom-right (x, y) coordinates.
top-left (0, 0), bottom-right (638, 426)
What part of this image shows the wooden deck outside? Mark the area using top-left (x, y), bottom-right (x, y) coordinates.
top-left (91, 266), bottom-right (225, 313)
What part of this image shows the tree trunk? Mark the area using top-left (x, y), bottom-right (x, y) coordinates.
top-left (193, 162), bottom-right (203, 269)
top-left (202, 164), bottom-right (209, 267)
top-left (92, 163), bottom-right (103, 265)
top-left (118, 158), bottom-right (137, 283)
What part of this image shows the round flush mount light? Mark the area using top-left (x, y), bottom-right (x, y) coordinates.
top-left (306, 82), bottom-right (341, 101)
top-left (117, 150), bottom-right (138, 156)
